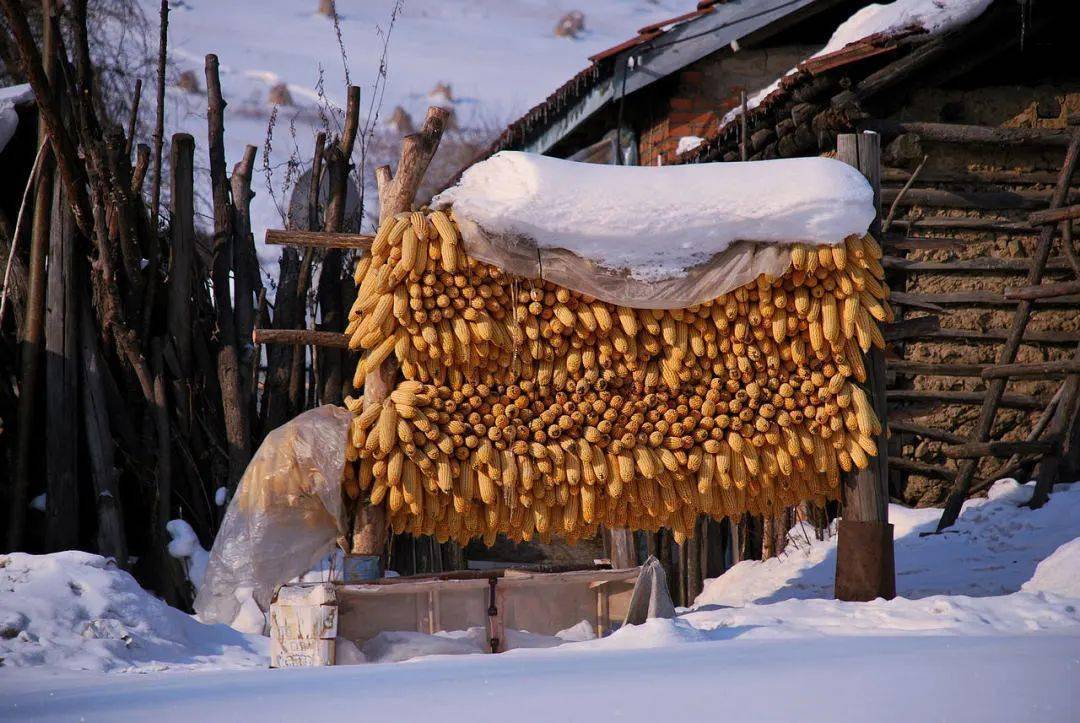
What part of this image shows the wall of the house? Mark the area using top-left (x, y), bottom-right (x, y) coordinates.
top-left (635, 44), bottom-right (817, 165)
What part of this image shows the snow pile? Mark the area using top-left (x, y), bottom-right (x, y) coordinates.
top-left (675, 135), bottom-right (704, 155)
top-left (1023, 537), bottom-right (1080, 599)
top-left (0, 552), bottom-right (266, 673)
top-left (355, 620), bottom-right (597, 664)
top-left (0, 83), bottom-right (32, 155)
top-left (166, 520), bottom-right (210, 592)
top-left (435, 151), bottom-right (874, 281)
top-left (698, 480), bottom-right (1080, 607)
top-left (722, 0), bottom-right (994, 127)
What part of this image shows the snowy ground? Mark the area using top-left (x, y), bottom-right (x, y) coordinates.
top-left (2, 480), bottom-right (1079, 721)
top-left (134, 0), bottom-right (685, 270)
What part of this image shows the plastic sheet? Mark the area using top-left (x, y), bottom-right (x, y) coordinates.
top-left (194, 405), bottom-right (351, 627)
top-left (455, 214), bottom-right (792, 310)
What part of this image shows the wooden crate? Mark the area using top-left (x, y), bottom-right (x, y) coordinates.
top-left (270, 566), bottom-right (640, 668)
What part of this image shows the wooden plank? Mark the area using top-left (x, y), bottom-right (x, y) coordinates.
top-left (891, 290), bottom-right (1080, 307)
top-left (883, 167), bottom-right (1079, 186)
top-left (887, 420), bottom-right (966, 445)
top-left (887, 359), bottom-right (986, 377)
top-left (253, 328), bottom-right (349, 349)
top-left (880, 234), bottom-right (983, 251)
top-left (888, 456), bottom-right (954, 480)
top-left (1029, 203), bottom-right (1080, 225)
top-left (882, 256), bottom-right (1071, 274)
top-left (942, 440), bottom-right (1058, 459)
top-left (265, 228), bottom-right (374, 250)
top-left (859, 120), bottom-right (1075, 147)
top-left (1004, 280), bottom-right (1080, 300)
top-left (888, 217), bottom-right (1038, 235)
top-left (980, 360), bottom-right (1080, 380)
top-left (909, 327), bottom-right (1080, 345)
top-left (886, 389), bottom-right (1043, 410)
top-left (883, 315), bottom-right (939, 341)
top-left (881, 187), bottom-right (1068, 211)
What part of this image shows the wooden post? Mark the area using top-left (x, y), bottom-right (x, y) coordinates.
top-left (205, 54), bottom-right (251, 492)
top-left (44, 181), bottom-right (78, 551)
top-left (835, 132), bottom-right (895, 602)
top-left (350, 106), bottom-right (451, 570)
top-left (7, 0), bottom-right (55, 550)
top-left (606, 528), bottom-right (636, 568)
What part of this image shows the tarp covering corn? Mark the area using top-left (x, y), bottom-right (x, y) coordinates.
top-left (343, 206), bottom-right (891, 547)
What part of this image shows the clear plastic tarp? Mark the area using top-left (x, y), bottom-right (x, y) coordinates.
top-left (194, 405), bottom-right (351, 627)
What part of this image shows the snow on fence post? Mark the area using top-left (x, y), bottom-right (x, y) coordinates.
top-left (834, 132), bottom-right (896, 602)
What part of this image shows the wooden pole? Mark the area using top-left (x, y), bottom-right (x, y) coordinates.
top-left (149, 0), bottom-right (168, 231)
top-left (351, 106), bottom-right (450, 567)
top-left (44, 179), bottom-right (78, 551)
top-left (7, 0), bottom-right (55, 550)
top-left (79, 300), bottom-right (127, 565)
top-left (205, 54), bottom-right (251, 492)
top-left (834, 132), bottom-right (895, 602)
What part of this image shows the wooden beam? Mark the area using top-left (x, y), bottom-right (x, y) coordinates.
top-left (909, 326), bottom-right (1080, 346)
top-left (887, 420), bottom-right (966, 445)
top-left (880, 234), bottom-right (982, 251)
top-left (942, 440), bottom-right (1058, 459)
top-left (253, 328), bottom-right (349, 349)
top-left (886, 389), bottom-right (1044, 410)
top-left (882, 256), bottom-right (1071, 274)
top-left (881, 187), bottom-right (1071, 211)
top-left (883, 167), bottom-right (1080, 186)
top-left (264, 229), bottom-right (374, 250)
top-left (980, 360), bottom-right (1080, 380)
top-left (887, 359), bottom-right (986, 377)
top-left (891, 290), bottom-right (1080, 307)
top-left (887, 456), bottom-right (953, 480)
top-left (1029, 203), bottom-right (1080, 226)
top-left (883, 315), bottom-right (939, 341)
top-left (888, 217), bottom-right (1037, 235)
top-left (858, 120), bottom-right (1075, 147)
top-left (1004, 280), bottom-right (1080, 301)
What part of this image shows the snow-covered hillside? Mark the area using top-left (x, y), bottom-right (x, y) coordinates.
top-left (136, 0), bottom-right (685, 270)
top-left (2, 480), bottom-right (1079, 721)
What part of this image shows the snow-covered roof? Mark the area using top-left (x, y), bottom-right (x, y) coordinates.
top-left (720, 0), bottom-right (995, 131)
top-left (434, 151), bottom-right (874, 283)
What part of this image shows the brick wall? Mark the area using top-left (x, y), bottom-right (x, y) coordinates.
top-left (636, 44), bottom-right (816, 165)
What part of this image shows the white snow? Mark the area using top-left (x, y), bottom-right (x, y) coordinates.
top-left (675, 134), bottom-right (704, 155)
top-left (0, 551), bottom-right (265, 673)
top-left (213, 486), bottom-right (227, 507)
top-left (0, 83), bottom-right (31, 155)
top-left (722, 0), bottom-right (994, 126)
top-left (435, 151), bottom-right (874, 281)
top-left (29, 493), bottom-right (46, 512)
top-left (166, 519), bottom-right (210, 592)
top-left (2, 478), bottom-right (1079, 721)
top-left (1023, 537), bottom-right (1080, 599)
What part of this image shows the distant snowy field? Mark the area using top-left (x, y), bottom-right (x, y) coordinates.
top-left (2, 480), bottom-right (1079, 721)
top-left (134, 0), bottom-right (685, 271)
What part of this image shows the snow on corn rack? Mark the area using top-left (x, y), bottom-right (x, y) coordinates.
top-left (342, 206), bottom-right (891, 547)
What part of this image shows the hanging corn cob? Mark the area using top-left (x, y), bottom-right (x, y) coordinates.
top-left (343, 210), bottom-right (890, 547)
